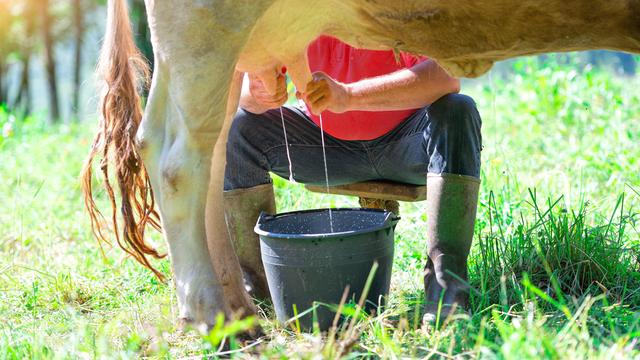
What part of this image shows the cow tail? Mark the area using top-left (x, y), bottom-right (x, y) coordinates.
top-left (80, 0), bottom-right (166, 280)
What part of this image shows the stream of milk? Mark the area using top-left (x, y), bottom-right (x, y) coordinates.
top-left (279, 106), bottom-right (334, 233)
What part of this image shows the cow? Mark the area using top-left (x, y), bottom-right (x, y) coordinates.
top-left (80, 0), bottom-right (640, 328)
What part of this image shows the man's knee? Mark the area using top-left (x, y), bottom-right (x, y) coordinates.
top-left (428, 93), bottom-right (482, 145)
top-left (426, 93), bottom-right (482, 177)
top-left (441, 93), bottom-right (478, 114)
top-left (429, 93), bottom-right (481, 130)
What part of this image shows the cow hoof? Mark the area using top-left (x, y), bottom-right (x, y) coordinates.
top-left (236, 324), bottom-right (265, 344)
top-left (176, 316), bottom-right (198, 332)
top-left (177, 277), bottom-right (228, 330)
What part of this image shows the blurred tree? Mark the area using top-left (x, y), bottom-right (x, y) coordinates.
top-left (0, 2), bottom-right (18, 106)
top-left (616, 53), bottom-right (636, 76)
top-left (15, 0), bottom-right (38, 114)
top-left (38, 0), bottom-right (60, 123)
top-left (72, 0), bottom-right (84, 118)
top-left (587, 50), bottom-right (637, 76)
top-left (130, 0), bottom-right (153, 96)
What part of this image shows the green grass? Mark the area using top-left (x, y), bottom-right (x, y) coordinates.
top-left (1, 55), bottom-right (639, 358)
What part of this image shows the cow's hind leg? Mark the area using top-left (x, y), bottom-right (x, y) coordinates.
top-left (206, 71), bottom-right (256, 317)
top-left (140, 0), bottom-right (258, 327)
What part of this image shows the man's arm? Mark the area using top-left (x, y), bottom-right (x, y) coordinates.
top-left (303, 59), bottom-right (460, 115)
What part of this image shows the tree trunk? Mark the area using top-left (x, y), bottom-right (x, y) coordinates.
top-left (14, 0), bottom-right (37, 114)
top-left (617, 52), bottom-right (636, 76)
top-left (16, 54), bottom-right (31, 113)
top-left (72, 0), bottom-right (83, 119)
top-left (40, 0), bottom-right (59, 123)
top-left (0, 63), bottom-right (5, 106)
top-left (132, 0), bottom-right (153, 97)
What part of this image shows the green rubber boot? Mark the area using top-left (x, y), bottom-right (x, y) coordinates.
top-left (423, 173), bottom-right (480, 324)
top-left (223, 183), bottom-right (276, 300)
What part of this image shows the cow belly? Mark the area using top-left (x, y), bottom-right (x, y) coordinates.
top-left (239, 0), bottom-right (639, 80)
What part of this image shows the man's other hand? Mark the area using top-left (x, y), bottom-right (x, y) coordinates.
top-left (302, 72), bottom-right (351, 115)
top-left (248, 72), bottom-right (288, 110)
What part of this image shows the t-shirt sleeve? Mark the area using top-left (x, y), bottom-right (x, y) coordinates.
top-left (400, 52), bottom-right (429, 67)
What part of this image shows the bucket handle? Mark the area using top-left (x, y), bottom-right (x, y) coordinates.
top-left (255, 211), bottom-right (275, 232)
top-left (257, 211), bottom-right (275, 222)
top-left (383, 212), bottom-right (401, 228)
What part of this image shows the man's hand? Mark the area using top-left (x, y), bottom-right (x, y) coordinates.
top-left (239, 70), bottom-right (287, 114)
top-left (301, 72), bottom-right (351, 115)
top-left (248, 73), bottom-right (288, 108)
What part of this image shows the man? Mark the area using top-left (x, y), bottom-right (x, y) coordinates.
top-left (224, 35), bottom-right (482, 321)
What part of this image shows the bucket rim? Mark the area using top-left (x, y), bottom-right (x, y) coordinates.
top-left (254, 207), bottom-right (400, 239)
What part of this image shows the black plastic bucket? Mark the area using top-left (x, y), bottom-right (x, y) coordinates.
top-left (255, 208), bottom-right (399, 330)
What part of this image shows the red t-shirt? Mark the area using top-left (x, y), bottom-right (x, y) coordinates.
top-left (305, 35), bottom-right (425, 140)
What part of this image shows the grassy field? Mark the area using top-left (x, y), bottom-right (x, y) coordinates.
top-left (1, 56), bottom-right (639, 358)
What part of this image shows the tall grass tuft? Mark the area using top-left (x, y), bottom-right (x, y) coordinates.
top-left (473, 189), bottom-right (639, 314)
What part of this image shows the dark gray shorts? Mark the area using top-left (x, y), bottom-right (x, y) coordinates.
top-left (224, 93), bottom-right (482, 190)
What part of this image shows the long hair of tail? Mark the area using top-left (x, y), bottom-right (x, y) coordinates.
top-left (81, 0), bottom-right (165, 280)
